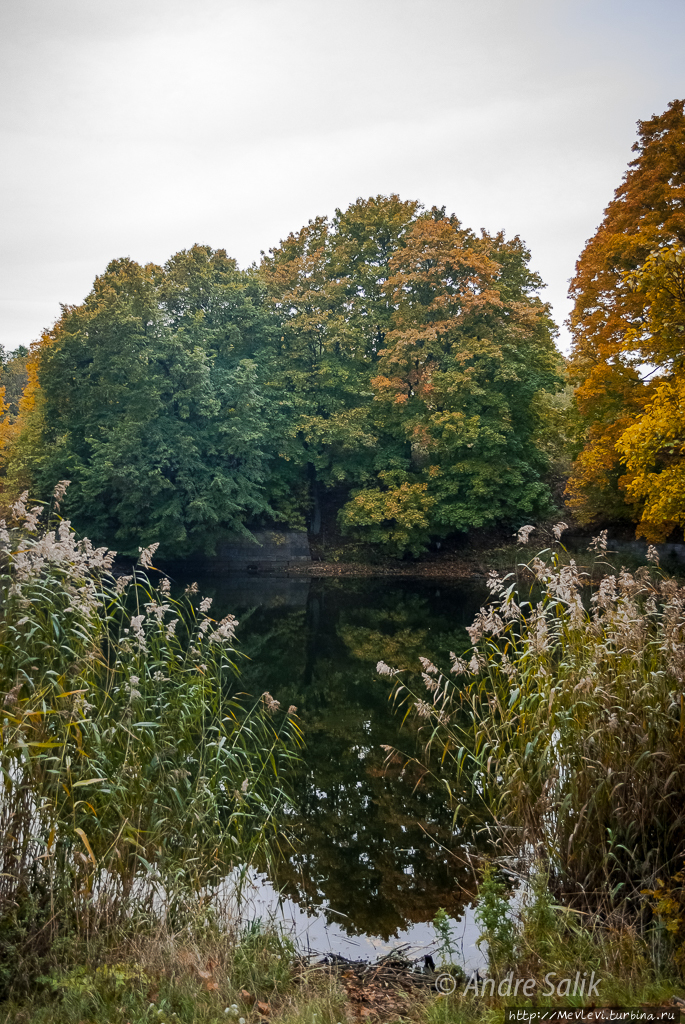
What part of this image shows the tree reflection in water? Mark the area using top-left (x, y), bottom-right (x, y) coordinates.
top-left (177, 574), bottom-right (490, 941)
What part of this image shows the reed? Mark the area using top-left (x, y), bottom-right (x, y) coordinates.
top-left (382, 527), bottom-right (685, 957)
top-left (0, 486), bottom-right (302, 996)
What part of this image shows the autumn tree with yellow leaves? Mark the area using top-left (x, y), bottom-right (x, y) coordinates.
top-left (0, 344), bottom-right (41, 507)
top-left (616, 243), bottom-right (685, 539)
top-left (567, 99), bottom-right (685, 529)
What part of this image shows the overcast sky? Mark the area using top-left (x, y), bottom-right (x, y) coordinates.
top-left (1, 0), bottom-right (684, 354)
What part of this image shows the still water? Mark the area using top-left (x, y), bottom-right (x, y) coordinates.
top-left (173, 570), bottom-right (489, 963)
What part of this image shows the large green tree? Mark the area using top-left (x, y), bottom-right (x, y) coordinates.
top-left (36, 247), bottom-right (277, 555)
top-left (258, 197), bottom-right (419, 534)
top-left (261, 198), bottom-right (563, 554)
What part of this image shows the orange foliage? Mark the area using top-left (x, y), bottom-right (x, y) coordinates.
top-left (379, 216), bottom-right (504, 404)
top-left (0, 386), bottom-right (12, 456)
top-left (567, 99), bottom-right (685, 524)
top-left (615, 244), bottom-right (685, 540)
top-left (0, 339), bottom-right (46, 507)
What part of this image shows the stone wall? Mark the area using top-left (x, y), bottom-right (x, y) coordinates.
top-left (609, 537), bottom-right (685, 565)
top-left (566, 532), bottom-right (685, 566)
top-left (212, 529), bottom-right (311, 572)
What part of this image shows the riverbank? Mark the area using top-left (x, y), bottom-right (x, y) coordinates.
top-left (4, 931), bottom-right (683, 1024)
top-left (157, 520), bottom-right (685, 584)
top-left (286, 541), bottom-right (676, 581)
top-left (288, 553), bottom-right (492, 578)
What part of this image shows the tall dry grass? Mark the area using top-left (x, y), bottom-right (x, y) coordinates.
top-left (381, 528), bottom-right (685, 925)
top-left (0, 485), bottom-right (302, 995)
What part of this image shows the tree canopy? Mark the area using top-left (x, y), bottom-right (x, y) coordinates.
top-left (2, 198), bottom-right (564, 557)
top-left (567, 99), bottom-right (685, 527)
top-left (30, 248), bottom-right (277, 554)
top-left (261, 197), bottom-right (563, 555)
top-left (615, 243), bottom-right (685, 539)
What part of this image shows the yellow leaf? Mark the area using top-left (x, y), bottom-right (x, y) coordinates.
top-left (74, 827), bottom-right (96, 868)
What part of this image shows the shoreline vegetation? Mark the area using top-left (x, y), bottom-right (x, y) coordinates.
top-left (263, 528), bottom-right (685, 582)
top-left (283, 549), bottom-right (681, 581)
top-left (2, 99), bottom-right (685, 1020)
top-left (0, 492), bottom-right (304, 1022)
top-left (2, 496), bottom-right (685, 1022)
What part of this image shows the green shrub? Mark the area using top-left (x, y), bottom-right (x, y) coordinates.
top-left (474, 864), bottom-right (516, 974)
top-left (432, 906), bottom-right (461, 971)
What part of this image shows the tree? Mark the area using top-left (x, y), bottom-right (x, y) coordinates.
top-left (261, 198), bottom-right (562, 555)
top-left (615, 243), bottom-right (685, 539)
top-left (0, 345), bottom-right (30, 470)
top-left (8, 199), bottom-right (564, 558)
top-left (258, 197), bottom-right (419, 534)
top-left (0, 343), bottom-right (43, 508)
top-left (567, 99), bottom-right (685, 525)
top-left (32, 247), bottom-right (278, 555)
top-left (340, 210), bottom-right (562, 553)
top-left (0, 346), bottom-right (29, 418)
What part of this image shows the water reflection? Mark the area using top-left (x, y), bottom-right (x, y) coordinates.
top-left (232, 868), bottom-right (484, 971)
top-left (165, 571), bottom-right (489, 943)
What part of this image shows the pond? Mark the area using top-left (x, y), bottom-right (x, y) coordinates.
top-left (168, 569), bottom-right (490, 964)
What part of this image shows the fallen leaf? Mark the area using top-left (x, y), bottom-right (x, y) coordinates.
top-left (257, 1002), bottom-right (270, 1016)
top-left (240, 989), bottom-right (255, 1006)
